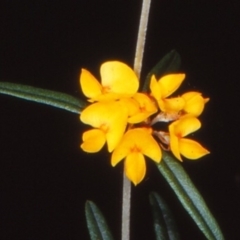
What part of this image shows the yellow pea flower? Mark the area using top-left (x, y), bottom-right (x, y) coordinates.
top-left (80, 101), bottom-right (128, 153)
top-left (169, 117), bottom-right (210, 161)
top-left (111, 128), bottom-right (162, 185)
top-left (182, 92), bottom-right (209, 117)
top-left (126, 93), bottom-right (158, 123)
top-left (150, 74), bottom-right (186, 113)
top-left (80, 61), bottom-right (139, 102)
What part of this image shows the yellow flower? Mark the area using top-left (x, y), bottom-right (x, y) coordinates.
top-left (80, 101), bottom-right (128, 153)
top-left (120, 93), bottom-right (157, 124)
top-left (182, 92), bottom-right (209, 117)
top-left (80, 61), bottom-right (139, 102)
top-left (111, 128), bottom-right (162, 185)
top-left (169, 117), bottom-right (210, 161)
top-left (150, 74), bottom-right (186, 113)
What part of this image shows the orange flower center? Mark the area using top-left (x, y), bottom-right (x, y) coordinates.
top-left (130, 145), bottom-right (141, 153)
top-left (100, 123), bottom-right (109, 133)
top-left (102, 85), bottom-right (111, 94)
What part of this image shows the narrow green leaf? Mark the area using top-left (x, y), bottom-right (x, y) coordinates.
top-left (85, 201), bottom-right (114, 240)
top-left (142, 49), bottom-right (181, 92)
top-left (0, 81), bottom-right (86, 114)
top-left (149, 192), bottom-right (180, 240)
top-left (156, 151), bottom-right (224, 240)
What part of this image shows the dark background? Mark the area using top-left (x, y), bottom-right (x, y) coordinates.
top-left (1, 0), bottom-right (240, 239)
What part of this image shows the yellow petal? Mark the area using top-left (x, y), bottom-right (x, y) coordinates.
top-left (150, 75), bottom-right (162, 100)
top-left (111, 128), bottom-right (139, 167)
top-left (81, 129), bottom-right (106, 153)
top-left (106, 110), bottom-right (128, 152)
top-left (119, 97), bottom-right (140, 117)
top-left (80, 102), bottom-right (107, 128)
top-left (128, 128), bottom-right (161, 162)
top-left (173, 117), bottom-right (201, 137)
top-left (125, 152), bottom-right (146, 185)
top-left (128, 93), bottom-right (157, 123)
top-left (111, 139), bottom-right (131, 166)
top-left (169, 123), bottom-right (182, 161)
top-left (134, 93), bottom-right (157, 113)
top-left (80, 69), bottom-right (102, 100)
top-left (159, 97), bottom-right (185, 113)
top-left (102, 102), bottom-right (128, 152)
top-left (179, 138), bottom-right (210, 159)
top-left (128, 112), bottom-right (152, 124)
top-left (80, 101), bottom-right (124, 127)
top-left (95, 92), bottom-right (121, 102)
top-left (80, 101), bottom-right (128, 152)
top-left (139, 133), bottom-right (162, 163)
top-left (182, 92), bottom-right (209, 116)
top-left (111, 128), bottom-right (161, 166)
top-left (158, 74), bottom-right (185, 98)
top-left (100, 61), bottom-right (139, 96)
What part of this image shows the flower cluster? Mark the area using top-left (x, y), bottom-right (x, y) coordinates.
top-left (79, 61), bottom-right (209, 185)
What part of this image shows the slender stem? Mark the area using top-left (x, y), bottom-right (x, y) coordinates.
top-left (121, 174), bottom-right (131, 240)
top-left (133, 0), bottom-right (152, 79)
top-left (121, 1), bottom-right (152, 240)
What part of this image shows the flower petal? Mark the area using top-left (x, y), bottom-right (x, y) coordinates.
top-left (182, 92), bottom-right (209, 116)
top-left (125, 152), bottom-right (146, 185)
top-left (103, 102), bottom-right (128, 152)
top-left (111, 129), bottom-right (140, 167)
top-left (111, 128), bottom-right (161, 166)
top-left (128, 93), bottom-right (157, 123)
top-left (158, 74), bottom-right (185, 98)
top-left (159, 97), bottom-right (185, 113)
top-left (169, 123), bottom-right (182, 161)
top-left (128, 112), bottom-right (151, 124)
top-left (119, 97), bottom-right (140, 118)
top-left (173, 117), bottom-right (201, 137)
top-left (81, 129), bottom-right (106, 153)
top-left (100, 61), bottom-right (139, 96)
top-left (111, 139), bottom-right (131, 166)
top-left (80, 102), bottom-right (108, 128)
top-left (134, 93), bottom-right (157, 113)
top-left (80, 69), bottom-right (102, 100)
top-left (106, 114), bottom-right (127, 152)
top-left (150, 75), bottom-right (162, 100)
top-left (80, 101), bottom-right (128, 152)
top-left (127, 128), bottom-right (161, 162)
top-left (80, 101), bottom-right (124, 127)
top-left (179, 138), bottom-right (210, 159)
top-left (139, 135), bottom-right (162, 163)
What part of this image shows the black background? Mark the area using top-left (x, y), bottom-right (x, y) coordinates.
top-left (1, 0), bottom-right (240, 239)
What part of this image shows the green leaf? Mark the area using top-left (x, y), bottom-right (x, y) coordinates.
top-left (142, 50), bottom-right (181, 92)
top-left (149, 192), bottom-right (180, 240)
top-left (0, 81), bottom-right (86, 114)
top-left (156, 151), bottom-right (224, 240)
top-left (85, 201), bottom-right (114, 240)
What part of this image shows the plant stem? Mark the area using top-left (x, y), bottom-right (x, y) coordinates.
top-left (121, 174), bottom-right (132, 240)
top-left (133, 0), bottom-right (152, 79)
top-left (121, 0), bottom-right (152, 240)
